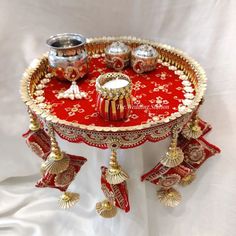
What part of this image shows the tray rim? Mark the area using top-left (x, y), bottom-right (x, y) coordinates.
top-left (20, 36), bottom-right (206, 132)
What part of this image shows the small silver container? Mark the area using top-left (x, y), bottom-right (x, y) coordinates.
top-left (47, 33), bottom-right (88, 80)
top-left (105, 41), bottom-right (131, 71)
top-left (131, 44), bottom-right (158, 73)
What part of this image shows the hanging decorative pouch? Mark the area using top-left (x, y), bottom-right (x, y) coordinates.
top-left (101, 166), bottom-right (130, 212)
top-left (36, 153), bottom-right (87, 191)
top-left (22, 109), bottom-right (50, 160)
top-left (36, 153), bottom-right (87, 209)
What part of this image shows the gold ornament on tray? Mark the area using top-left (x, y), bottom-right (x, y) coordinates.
top-left (58, 191), bottom-right (80, 209)
top-left (182, 115), bottom-right (203, 139)
top-left (160, 126), bottom-right (184, 168)
top-left (42, 123), bottom-right (69, 175)
top-left (96, 200), bottom-right (117, 218)
top-left (19, 35), bottom-right (222, 218)
top-left (157, 187), bottom-right (182, 207)
top-left (106, 149), bottom-right (129, 185)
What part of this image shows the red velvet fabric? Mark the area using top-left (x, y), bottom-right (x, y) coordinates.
top-left (36, 154), bottom-right (87, 192)
top-left (178, 136), bottom-right (220, 170)
top-left (198, 118), bottom-right (212, 136)
top-left (41, 57), bottom-right (192, 127)
top-left (22, 129), bottom-right (51, 160)
top-left (100, 166), bottom-right (130, 212)
top-left (141, 163), bottom-right (191, 186)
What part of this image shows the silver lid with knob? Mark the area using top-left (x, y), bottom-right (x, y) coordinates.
top-left (105, 41), bottom-right (130, 55)
top-left (131, 44), bottom-right (158, 73)
top-left (105, 41), bottom-right (131, 71)
top-left (132, 44), bottom-right (158, 58)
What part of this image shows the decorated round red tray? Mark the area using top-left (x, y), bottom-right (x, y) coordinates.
top-left (21, 37), bottom-right (206, 149)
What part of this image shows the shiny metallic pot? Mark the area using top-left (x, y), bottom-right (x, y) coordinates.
top-left (47, 33), bottom-right (88, 81)
top-left (131, 44), bottom-right (158, 74)
top-left (105, 41), bottom-right (131, 71)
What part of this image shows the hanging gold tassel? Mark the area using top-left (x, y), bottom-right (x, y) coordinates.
top-left (182, 115), bottom-right (203, 139)
top-left (157, 187), bottom-right (182, 207)
top-left (40, 162), bottom-right (47, 175)
top-left (42, 123), bottom-right (69, 175)
top-left (160, 127), bottom-right (184, 167)
top-left (96, 200), bottom-right (117, 218)
top-left (58, 191), bottom-right (80, 209)
top-left (105, 149), bottom-right (129, 185)
top-left (28, 109), bottom-right (40, 131)
top-left (179, 172), bottom-right (196, 187)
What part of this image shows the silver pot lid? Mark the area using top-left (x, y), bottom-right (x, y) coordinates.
top-left (132, 44), bottom-right (158, 58)
top-left (105, 41), bottom-right (130, 54)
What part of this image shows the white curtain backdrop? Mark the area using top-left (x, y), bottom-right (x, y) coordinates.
top-left (0, 0), bottom-right (235, 235)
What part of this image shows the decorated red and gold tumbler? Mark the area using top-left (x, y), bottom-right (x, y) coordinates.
top-left (96, 73), bottom-right (132, 121)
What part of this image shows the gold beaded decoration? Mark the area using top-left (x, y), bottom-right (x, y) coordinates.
top-left (179, 173), bottom-right (196, 187)
top-left (157, 187), bottom-right (182, 207)
top-left (182, 115), bottom-right (203, 139)
top-left (105, 149), bottom-right (129, 185)
top-left (58, 191), bottom-right (80, 209)
top-left (96, 200), bottom-right (117, 218)
top-left (28, 109), bottom-right (41, 131)
top-left (42, 123), bottom-right (69, 175)
top-left (160, 126), bottom-right (184, 168)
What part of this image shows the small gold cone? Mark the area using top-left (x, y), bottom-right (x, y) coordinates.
top-left (28, 109), bottom-right (40, 131)
top-left (182, 117), bottom-right (203, 139)
top-left (58, 192), bottom-right (80, 209)
top-left (160, 129), bottom-right (184, 167)
top-left (157, 187), bottom-right (182, 207)
top-left (96, 200), bottom-right (117, 218)
top-left (179, 173), bottom-right (196, 187)
top-left (43, 124), bottom-right (70, 175)
top-left (105, 150), bottom-right (129, 185)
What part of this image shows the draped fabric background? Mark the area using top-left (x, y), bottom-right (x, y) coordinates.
top-left (0, 0), bottom-right (235, 235)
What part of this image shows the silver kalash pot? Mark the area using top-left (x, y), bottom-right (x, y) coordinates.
top-left (46, 33), bottom-right (88, 100)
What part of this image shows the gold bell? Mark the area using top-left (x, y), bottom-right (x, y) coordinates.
top-left (96, 200), bottom-right (117, 218)
top-left (105, 150), bottom-right (129, 185)
top-left (157, 187), bottom-right (182, 207)
top-left (182, 115), bottom-right (203, 139)
top-left (43, 124), bottom-right (69, 175)
top-left (58, 191), bottom-right (80, 209)
top-left (160, 128), bottom-right (184, 167)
